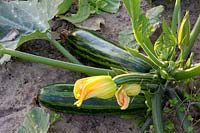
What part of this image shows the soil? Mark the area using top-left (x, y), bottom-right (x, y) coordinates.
top-left (0, 0), bottom-right (200, 133)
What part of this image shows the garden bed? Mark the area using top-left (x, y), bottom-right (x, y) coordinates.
top-left (0, 0), bottom-right (199, 132)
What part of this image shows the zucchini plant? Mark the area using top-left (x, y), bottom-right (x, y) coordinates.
top-left (0, 0), bottom-right (200, 132)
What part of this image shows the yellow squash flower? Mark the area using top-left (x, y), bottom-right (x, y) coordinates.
top-left (115, 84), bottom-right (141, 110)
top-left (73, 75), bottom-right (116, 107)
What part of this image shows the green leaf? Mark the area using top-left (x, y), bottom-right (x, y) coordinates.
top-left (169, 98), bottom-right (178, 107)
top-left (57, 0), bottom-right (74, 15)
top-left (17, 107), bottom-right (50, 133)
top-left (154, 21), bottom-right (177, 61)
top-left (123, 0), bottom-right (165, 68)
top-left (50, 111), bottom-right (61, 124)
top-left (118, 28), bottom-right (139, 49)
top-left (178, 106), bottom-right (185, 112)
top-left (89, 0), bottom-right (108, 14)
top-left (18, 30), bottom-right (49, 47)
top-left (178, 11), bottom-right (190, 49)
top-left (164, 120), bottom-right (175, 131)
top-left (89, 0), bottom-right (120, 14)
top-left (99, 0), bottom-right (121, 13)
top-left (0, 0), bottom-right (65, 63)
top-left (60, 0), bottom-right (120, 23)
top-left (123, 0), bottom-right (153, 45)
top-left (187, 115), bottom-right (193, 121)
top-left (59, 0), bottom-right (90, 23)
top-left (164, 107), bottom-right (171, 113)
top-left (146, 5), bottom-right (164, 29)
top-left (188, 126), bottom-right (193, 132)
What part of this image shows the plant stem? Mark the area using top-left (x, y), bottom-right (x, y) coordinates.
top-left (47, 34), bottom-right (81, 64)
top-left (166, 89), bottom-right (193, 133)
top-left (141, 42), bottom-right (165, 68)
top-left (152, 87), bottom-right (164, 133)
top-left (171, 0), bottom-right (181, 34)
top-left (127, 48), bottom-right (158, 70)
top-left (140, 116), bottom-right (152, 132)
top-left (0, 48), bottom-right (115, 76)
top-left (179, 49), bottom-right (185, 68)
top-left (184, 15), bottom-right (200, 59)
top-left (173, 63), bottom-right (200, 80)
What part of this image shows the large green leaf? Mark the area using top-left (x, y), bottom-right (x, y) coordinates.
top-left (0, 0), bottom-right (64, 64)
top-left (123, 0), bottom-right (166, 68)
top-left (123, 0), bottom-right (154, 52)
top-left (17, 107), bottom-right (50, 133)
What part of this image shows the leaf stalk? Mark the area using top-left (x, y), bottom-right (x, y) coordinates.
top-left (152, 87), bottom-right (164, 133)
top-left (0, 48), bottom-right (115, 76)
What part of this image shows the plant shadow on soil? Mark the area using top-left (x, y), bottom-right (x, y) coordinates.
top-left (0, 0), bottom-right (200, 132)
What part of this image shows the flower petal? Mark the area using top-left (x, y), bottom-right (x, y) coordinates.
top-left (115, 86), bottom-right (130, 110)
top-left (115, 84), bottom-right (141, 110)
top-left (73, 75), bottom-right (116, 107)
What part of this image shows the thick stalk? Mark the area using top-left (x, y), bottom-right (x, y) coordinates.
top-left (166, 89), bottom-right (193, 133)
top-left (173, 63), bottom-right (200, 80)
top-left (184, 15), bottom-right (200, 59)
top-left (47, 34), bottom-right (81, 64)
top-left (0, 48), bottom-right (115, 76)
top-left (152, 88), bottom-right (164, 133)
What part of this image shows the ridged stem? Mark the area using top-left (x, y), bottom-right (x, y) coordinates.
top-left (47, 34), bottom-right (81, 64)
top-left (171, 0), bottom-right (181, 34)
top-left (143, 43), bottom-right (165, 68)
top-left (127, 48), bottom-right (158, 70)
top-left (140, 116), bottom-right (152, 132)
top-left (173, 63), bottom-right (200, 80)
top-left (184, 15), bottom-right (200, 59)
top-left (152, 87), bottom-right (164, 133)
top-left (0, 48), bottom-right (115, 76)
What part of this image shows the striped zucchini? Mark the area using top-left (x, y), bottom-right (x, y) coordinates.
top-left (67, 30), bottom-right (151, 72)
top-left (38, 84), bottom-right (147, 115)
top-left (113, 72), bottom-right (163, 85)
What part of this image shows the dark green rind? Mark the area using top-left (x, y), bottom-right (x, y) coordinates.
top-left (38, 84), bottom-right (147, 115)
top-left (67, 30), bottom-right (151, 72)
top-left (70, 47), bottom-right (121, 69)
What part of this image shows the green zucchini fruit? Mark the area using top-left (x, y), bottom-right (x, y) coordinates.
top-left (113, 72), bottom-right (163, 85)
top-left (38, 84), bottom-right (147, 115)
top-left (67, 30), bottom-right (151, 72)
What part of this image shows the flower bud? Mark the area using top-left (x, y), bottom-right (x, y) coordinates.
top-left (115, 84), bottom-right (141, 110)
